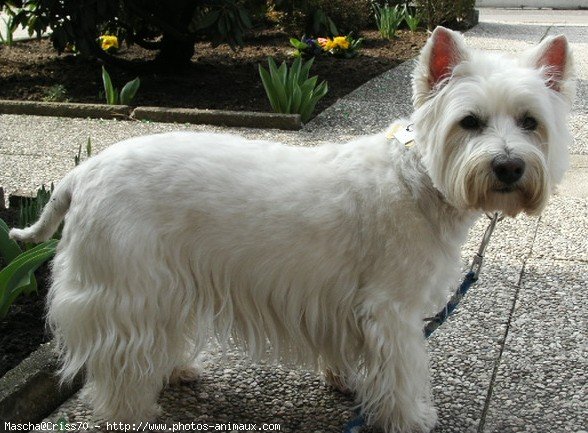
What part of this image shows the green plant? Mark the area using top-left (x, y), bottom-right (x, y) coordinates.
top-left (43, 84), bottom-right (69, 102)
top-left (268, 0), bottom-right (372, 36)
top-left (0, 218), bottom-right (58, 318)
top-left (404, 6), bottom-right (420, 32)
top-left (74, 137), bottom-right (93, 166)
top-left (18, 184), bottom-right (53, 231)
top-left (258, 57), bottom-right (328, 123)
top-left (311, 0), bottom-right (373, 34)
top-left (373, 3), bottom-right (404, 39)
top-left (0, 137), bottom-right (94, 317)
top-left (0, 13), bottom-right (16, 46)
top-left (311, 9), bottom-right (338, 37)
top-left (101, 66), bottom-right (140, 105)
top-left (290, 36), bottom-right (323, 58)
top-left (190, 0), bottom-right (252, 47)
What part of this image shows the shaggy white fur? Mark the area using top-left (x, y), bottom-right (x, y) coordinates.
top-left (10, 27), bottom-right (574, 432)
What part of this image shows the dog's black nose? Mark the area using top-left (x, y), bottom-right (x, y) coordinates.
top-left (492, 156), bottom-right (525, 184)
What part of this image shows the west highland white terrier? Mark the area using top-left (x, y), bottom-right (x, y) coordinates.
top-left (10, 27), bottom-right (574, 432)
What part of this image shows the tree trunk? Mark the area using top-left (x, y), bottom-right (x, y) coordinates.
top-left (154, 32), bottom-right (196, 68)
top-left (153, 0), bottom-right (197, 68)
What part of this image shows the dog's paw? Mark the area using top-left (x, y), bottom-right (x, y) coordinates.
top-left (408, 400), bottom-right (438, 433)
top-left (323, 368), bottom-right (353, 396)
top-left (169, 365), bottom-right (201, 385)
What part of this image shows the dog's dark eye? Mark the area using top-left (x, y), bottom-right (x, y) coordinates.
top-left (459, 115), bottom-right (482, 130)
top-left (520, 115), bottom-right (538, 131)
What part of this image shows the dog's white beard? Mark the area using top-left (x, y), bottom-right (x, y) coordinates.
top-left (448, 139), bottom-right (550, 217)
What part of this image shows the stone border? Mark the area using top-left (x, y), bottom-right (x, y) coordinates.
top-left (0, 341), bottom-right (82, 424)
top-left (0, 100), bottom-right (131, 120)
top-left (132, 106), bottom-right (301, 130)
top-left (0, 100), bottom-right (302, 130)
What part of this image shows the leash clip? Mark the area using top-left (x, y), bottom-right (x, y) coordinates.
top-left (469, 212), bottom-right (502, 280)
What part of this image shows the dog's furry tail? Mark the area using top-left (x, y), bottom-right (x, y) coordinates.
top-left (9, 172), bottom-right (75, 244)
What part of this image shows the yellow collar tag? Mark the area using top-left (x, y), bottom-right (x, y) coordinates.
top-left (386, 122), bottom-right (415, 148)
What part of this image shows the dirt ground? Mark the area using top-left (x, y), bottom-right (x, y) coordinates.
top-left (0, 207), bottom-right (50, 378)
top-left (0, 30), bottom-right (427, 117)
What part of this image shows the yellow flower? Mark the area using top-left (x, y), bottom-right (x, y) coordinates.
top-left (322, 38), bottom-right (335, 51)
top-left (332, 36), bottom-right (349, 49)
top-left (320, 36), bottom-right (350, 51)
top-left (100, 35), bottom-right (119, 52)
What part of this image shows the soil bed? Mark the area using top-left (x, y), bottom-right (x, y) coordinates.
top-left (0, 208), bottom-right (51, 378)
top-left (0, 30), bottom-right (427, 117)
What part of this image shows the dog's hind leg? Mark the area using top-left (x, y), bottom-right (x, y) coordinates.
top-left (323, 367), bottom-right (354, 395)
top-left (48, 258), bottom-right (199, 422)
top-left (48, 286), bottom-right (172, 421)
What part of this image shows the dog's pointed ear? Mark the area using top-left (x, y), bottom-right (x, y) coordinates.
top-left (523, 34), bottom-right (575, 103)
top-left (412, 26), bottom-right (468, 108)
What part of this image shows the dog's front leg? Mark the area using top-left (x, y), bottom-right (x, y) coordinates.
top-left (357, 306), bottom-right (437, 433)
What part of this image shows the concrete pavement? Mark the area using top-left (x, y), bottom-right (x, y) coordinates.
top-left (0, 8), bottom-right (586, 433)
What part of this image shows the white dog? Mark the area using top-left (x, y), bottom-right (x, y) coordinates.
top-left (10, 27), bottom-right (574, 432)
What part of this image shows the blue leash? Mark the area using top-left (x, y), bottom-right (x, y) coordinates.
top-left (342, 213), bottom-right (501, 433)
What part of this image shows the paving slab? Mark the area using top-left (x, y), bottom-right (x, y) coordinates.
top-left (571, 81), bottom-right (588, 115)
top-left (464, 22), bottom-right (548, 52)
top-left (426, 213), bottom-right (539, 432)
top-left (532, 195), bottom-right (588, 262)
top-left (559, 155), bottom-right (588, 198)
top-left (482, 259), bottom-right (588, 433)
top-left (569, 114), bottom-right (588, 155)
top-left (428, 268), bottom-right (517, 433)
top-left (481, 193), bottom-right (588, 432)
top-left (304, 64), bottom-right (415, 139)
top-left (0, 115), bottom-right (320, 196)
top-left (33, 347), bottom-right (358, 433)
top-left (478, 8), bottom-right (588, 26)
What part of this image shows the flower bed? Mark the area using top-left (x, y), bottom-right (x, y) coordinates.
top-left (0, 30), bottom-right (427, 120)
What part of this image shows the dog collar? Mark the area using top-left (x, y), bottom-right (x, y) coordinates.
top-left (386, 122), bottom-right (415, 148)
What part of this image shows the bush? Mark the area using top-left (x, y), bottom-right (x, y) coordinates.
top-left (310, 0), bottom-right (372, 34)
top-left (415, 0), bottom-right (476, 30)
top-left (0, 0), bottom-right (253, 68)
top-left (268, 0), bottom-right (372, 35)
